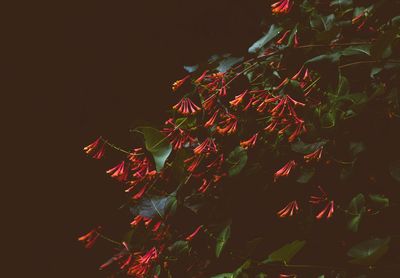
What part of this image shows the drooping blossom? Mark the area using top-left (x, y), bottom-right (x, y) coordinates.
top-left (185, 155), bottom-right (202, 173)
top-left (198, 178), bottom-right (212, 193)
top-left (288, 120), bottom-right (306, 142)
top-left (106, 161), bottom-right (128, 182)
top-left (229, 90), bottom-right (248, 107)
top-left (294, 32), bottom-right (299, 47)
top-left (271, 0), bottom-right (293, 14)
top-left (240, 133), bottom-right (258, 149)
top-left (202, 94), bottom-right (217, 111)
top-left (274, 77), bottom-right (289, 91)
top-left (277, 201), bottom-right (299, 217)
top-left (194, 70), bottom-right (208, 84)
top-left (291, 66), bottom-right (312, 88)
top-left (128, 247), bottom-right (159, 277)
top-left (194, 138), bottom-right (217, 155)
top-left (280, 274), bottom-right (297, 278)
top-left (276, 30), bottom-right (291, 44)
top-left (163, 118), bottom-right (196, 150)
top-left (304, 147), bottom-right (323, 162)
top-left (185, 225), bottom-right (203, 241)
top-left (132, 184), bottom-right (147, 200)
top-left (172, 98), bottom-right (201, 115)
top-left (316, 200), bottom-right (335, 220)
top-left (274, 160), bottom-right (296, 181)
top-left (83, 137), bottom-right (105, 159)
top-left (309, 186), bottom-right (328, 204)
top-left (172, 75), bottom-right (190, 92)
top-left (78, 226), bottom-right (101, 249)
top-left (204, 109), bottom-right (220, 127)
top-left (216, 113), bottom-right (238, 135)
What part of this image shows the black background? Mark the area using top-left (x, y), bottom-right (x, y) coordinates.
top-left (4, 1), bottom-right (266, 276)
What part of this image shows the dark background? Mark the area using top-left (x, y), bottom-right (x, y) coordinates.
top-left (4, 1), bottom-right (266, 276)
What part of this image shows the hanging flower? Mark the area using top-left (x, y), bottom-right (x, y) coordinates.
top-left (316, 200), bottom-right (335, 219)
top-left (106, 161), bottom-right (128, 181)
top-left (194, 138), bottom-right (217, 154)
top-left (276, 30), bottom-right (291, 44)
top-left (271, 0), bottom-right (293, 14)
top-left (240, 133), bottom-right (258, 149)
top-left (78, 226), bottom-right (101, 249)
top-left (277, 201), bottom-right (299, 217)
top-left (198, 178), bottom-right (212, 192)
top-left (274, 160), bottom-right (296, 181)
top-left (186, 225), bottom-right (203, 241)
top-left (172, 75), bottom-right (190, 92)
top-left (216, 113), bottom-right (238, 135)
top-left (204, 109), bottom-right (220, 127)
top-left (173, 98), bottom-right (201, 115)
top-left (83, 137), bottom-right (105, 159)
top-left (304, 147), bottom-right (323, 162)
top-left (195, 70), bottom-right (208, 84)
top-left (229, 91), bottom-right (248, 107)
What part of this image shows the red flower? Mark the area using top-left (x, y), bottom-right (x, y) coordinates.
top-left (194, 138), bottom-right (217, 155)
top-left (78, 226), bottom-right (101, 249)
top-left (204, 109), bottom-right (220, 128)
top-left (277, 201), bottom-right (299, 217)
top-left (83, 137), bottom-right (105, 159)
top-left (271, 0), bottom-right (293, 14)
top-left (172, 75), bottom-right (190, 92)
top-left (229, 91), bottom-right (248, 107)
top-left (132, 185), bottom-right (147, 200)
top-left (202, 94), bottom-right (217, 111)
top-left (274, 160), bottom-right (296, 181)
top-left (172, 98), bottom-right (201, 115)
top-left (106, 161), bottom-right (128, 182)
top-left (276, 30), bottom-right (290, 44)
top-left (304, 147), bottom-right (323, 162)
top-left (240, 133), bottom-right (258, 149)
top-left (185, 155), bottom-right (202, 173)
top-left (195, 70), bottom-right (208, 84)
top-left (217, 113), bottom-right (238, 135)
top-left (198, 178), bottom-right (212, 193)
top-left (316, 200), bottom-right (335, 220)
top-left (185, 225), bottom-right (203, 241)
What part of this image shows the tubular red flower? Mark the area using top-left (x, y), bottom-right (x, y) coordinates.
top-left (198, 178), bottom-right (212, 193)
top-left (195, 70), bottom-right (208, 84)
top-left (83, 137), bottom-right (105, 159)
top-left (316, 200), bottom-right (335, 220)
top-left (304, 147), bottom-right (323, 162)
top-left (217, 113), bottom-right (238, 135)
top-left (186, 225), bottom-right (203, 241)
top-left (229, 90), bottom-right (248, 107)
top-left (277, 200), bottom-right (299, 217)
top-left (106, 161), bottom-right (128, 181)
top-left (202, 94), bottom-right (217, 111)
top-left (240, 133), bottom-right (258, 149)
top-left (78, 226), bottom-right (101, 249)
top-left (173, 98), bottom-right (201, 115)
top-left (132, 185), bottom-right (147, 200)
top-left (204, 109), bottom-right (220, 127)
top-left (274, 160), bottom-right (296, 181)
top-left (172, 75), bottom-right (190, 92)
top-left (271, 0), bottom-right (293, 14)
top-left (194, 138), bottom-right (217, 155)
top-left (276, 30), bottom-right (291, 44)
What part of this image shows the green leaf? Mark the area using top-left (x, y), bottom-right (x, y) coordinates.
top-left (321, 109), bottom-right (336, 128)
top-left (217, 55), bottom-right (244, 73)
top-left (216, 224), bottom-right (231, 258)
top-left (262, 240), bottom-right (306, 264)
top-left (330, 0), bottom-right (353, 7)
top-left (310, 14), bottom-right (335, 31)
top-left (211, 273), bottom-right (234, 278)
top-left (130, 193), bottom-right (177, 219)
top-left (306, 52), bottom-right (341, 65)
top-left (371, 30), bottom-right (397, 59)
top-left (341, 45), bottom-right (371, 56)
top-left (296, 166), bottom-right (315, 184)
top-left (248, 24), bottom-right (283, 54)
top-left (168, 240), bottom-right (190, 256)
top-left (227, 147), bottom-right (248, 176)
top-left (389, 160), bottom-right (400, 182)
top-left (291, 139), bottom-right (328, 154)
top-left (337, 75), bottom-right (349, 96)
top-left (347, 193), bottom-right (366, 232)
top-left (369, 194), bottom-right (389, 209)
top-left (211, 260), bottom-right (251, 278)
top-left (138, 127), bottom-right (172, 172)
top-left (348, 237), bottom-right (391, 265)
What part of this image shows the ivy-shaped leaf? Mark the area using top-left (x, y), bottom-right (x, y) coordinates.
top-left (227, 147), bottom-right (248, 176)
top-left (139, 127), bottom-right (172, 172)
top-left (291, 139), bottom-right (328, 154)
top-left (347, 193), bottom-right (366, 232)
top-left (168, 240), bottom-right (190, 256)
top-left (262, 240), bottom-right (306, 264)
top-left (248, 24), bottom-right (283, 54)
top-left (130, 193), bottom-right (177, 219)
top-left (348, 237), bottom-right (391, 265)
top-left (216, 224), bottom-right (231, 258)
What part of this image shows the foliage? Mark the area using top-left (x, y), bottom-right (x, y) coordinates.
top-left (80, 0), bottom-right (400, 277)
